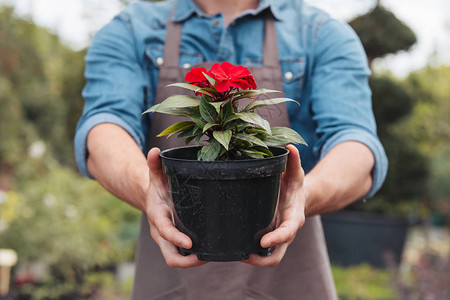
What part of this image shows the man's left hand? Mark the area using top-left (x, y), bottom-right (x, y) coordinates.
top-left (242, 144), bottom-right (306, 267)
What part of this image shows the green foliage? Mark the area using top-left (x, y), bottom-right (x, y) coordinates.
top-left (370, 76), bottom-right (414, 127)
top-left (349, 75), bottom-right (429, 215)
top-left (0, 78), bottom-right (36, 165)
top-left (360, 67), bottom-right (450, 217)
top-left (332, 264), bottom-right (395, 300)
top-left (0, 5), bottom-right (142, 297)
top-left (0, 162), bottom-right (140, 273)
top-left (348, 6), bottom-right (431, 216)
top-left (1, 157), bottom-right (141, 298)
top-left (333, 251), bottom-right (450, 300)
top-left (18, 270), bottom-right (132, 300)
top-left (397, 66), bottom-right (450, 212)
top-left (399, 66), bottom-right (450, 155)
top-left (349, 5), bottom-right (417, 62)
top-left (147, 85), bottom-right (306, 161)
top-left (0, 5), bottom-right (86, 167)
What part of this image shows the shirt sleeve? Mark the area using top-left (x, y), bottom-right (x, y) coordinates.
top-left (310, 19), bottom-right (388, 199)
top-left (74, 14), bottom-right (149, 179)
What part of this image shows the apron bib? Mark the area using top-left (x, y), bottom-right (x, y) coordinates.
top-left (132, 7), bottom-right (337, 300)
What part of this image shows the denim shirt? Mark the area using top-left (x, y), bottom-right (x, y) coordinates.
top-left (75, 0), bottom-right (388, 198)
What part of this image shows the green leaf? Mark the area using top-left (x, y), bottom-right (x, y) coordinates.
top-left (201, 87), bottom-right (221, 96)
top-left (264, 127), bottom-right (307, 146)
top-left (231, 88), bottom-right (281, 99)
top-left (194, 134), bottom-right (202, 146)
top-left (166, 83), bottom-right (213, 96)
top-left (199, 140), bottom-right (221, 161)
top-left (210, 101), bottom-right (226, 114)
top-left (184, 129), bottom-right (203, 145)
top-left (213, 130), bottom-right (232, 150)
top-left (199, 96), bottom-right (218, 123)
top-left (219, 100), bottom-right (234, 121)
top-left (157, 121), bottom-right (195, 137)
top-left (218, 146), bottom-right (228, 158)
top-left (241, 149), bottom-right (268, 159)
top-left (185, 135), bottom-right (196, 145)
top-left (202, 122), bottom-right (219, 133)
top-left (234, 133), bottom-right (268, 148)
top-left (188, 115), bottom-right (206, 129)
top-left (177, 124), bottom-right (197, 138)
top-left (142, 107), bottom-right (189, 116)
top-left (243, 98), bottom-right (300, 111)
top-left (236, 112), bottom-right (271, 135)
top-left (245, 127), bottom-right (268, 134)
top-left (222, 113), bottom-right (241, 125)
top-left (236, 121), bottom-right (253, 132)
top-left (203, 72), bottom-right (216, 87)
top-left (143, 95), bottom-right (200, 114)
top-left (253, 146), bottom-right (274, 157)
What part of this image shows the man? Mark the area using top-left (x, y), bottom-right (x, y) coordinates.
top-left (75, 0), bottom-right (388, 299)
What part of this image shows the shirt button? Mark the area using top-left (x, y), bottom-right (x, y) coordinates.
top-left (284, 71), bottom-right (294, 81)
top-left (156, 57), bottom-right (164, 66)
top-left (214, 19), bottom-right (220, 25)
top-left (182, 63), bottom-right (191, 69)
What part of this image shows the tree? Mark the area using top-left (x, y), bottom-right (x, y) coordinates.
top-left (399, 66), bottom-right (450, 216)
top-left (0, 6), bottom-right (141, 297)
top-left (347, 3), bottom-right (428, 216)
top-left (349, 5), bottom-right (417, 65)
top-left (0, 5), bottom-right (86, 168)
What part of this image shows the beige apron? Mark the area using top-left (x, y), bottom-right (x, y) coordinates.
top-left (131, 10), bottom-right (337, 300)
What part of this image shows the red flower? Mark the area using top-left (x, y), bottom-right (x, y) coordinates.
top-left (209, 62), bottom-right (257, 93)
top-left (185, 67), bottom-right (211, 88)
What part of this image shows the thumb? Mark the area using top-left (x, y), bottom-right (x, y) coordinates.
top-left (147, 147), bottom-right (165, 179)
top-left (283, 145), bottom-right (303, 182)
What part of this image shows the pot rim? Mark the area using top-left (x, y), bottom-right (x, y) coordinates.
top-left (159, 145), bottom-right (289, 163)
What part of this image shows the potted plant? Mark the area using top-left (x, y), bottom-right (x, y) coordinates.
top-left (143, 62), bottom-right (306, 261)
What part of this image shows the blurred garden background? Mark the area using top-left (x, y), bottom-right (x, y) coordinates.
top-left (0, 0), bottom-right (449, 299)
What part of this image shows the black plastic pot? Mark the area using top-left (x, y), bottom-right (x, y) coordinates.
top-left (321, 211), bottom-right (411, 268)
top-left (160, 146), bottom-right (289, 262)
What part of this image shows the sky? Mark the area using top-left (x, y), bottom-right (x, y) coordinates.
top-left (1, 0), bottom-right (449, 77)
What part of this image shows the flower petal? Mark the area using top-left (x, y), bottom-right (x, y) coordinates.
top-left (215, 80), bottom-right (232, 93)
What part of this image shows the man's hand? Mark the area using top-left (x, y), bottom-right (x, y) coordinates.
top-left (145, 147), bottom-right (207, 268)
top-left (243, 144), bottom-right (306, 267)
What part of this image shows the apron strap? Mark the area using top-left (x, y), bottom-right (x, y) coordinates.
top-left (262, 17), bottom-right (279, 68)
top-left (162, 7), bottom-right (182, 68)
top-left (162, 5), bottom-right (279, 68)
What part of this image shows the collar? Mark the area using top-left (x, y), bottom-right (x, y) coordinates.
top-left (172, 0), bottom-right (282, 23)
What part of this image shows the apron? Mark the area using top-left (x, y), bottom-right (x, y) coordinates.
top-left (132, 8), bottom-right (338, 300)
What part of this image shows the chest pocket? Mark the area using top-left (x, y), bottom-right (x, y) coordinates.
top-left (145, 46), bottom-right (204, 69)
top-left (280, 58), bottom-right (306, 120)
top-left (280, 58), bottom-right (305, 100)
top-left (144, 46), bottom-right (204, 106)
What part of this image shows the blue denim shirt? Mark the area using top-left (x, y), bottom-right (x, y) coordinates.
top-left (75, 0), bottom-right (388, 198)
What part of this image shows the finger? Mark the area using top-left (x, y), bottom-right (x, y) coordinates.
top-left (148, 217), bottom-right (200, 268)
top-left (147, 148), bottom-right (168, 182)
top-left (147, 208), bottom-right (192, 249)
top-left (263, 189), bottom-right (306, 247)
top-left (157, 234), bottom-right (207, 268)
top-left (260, 218), bottom-right (303, 248)
top-left (241, 243), bottom-right (289, 267)
top-left (147, 147), bottom-right (162, 172)
top-left (156, 218), bottom-right (193, 249)
top-left (147, 147), bottom-right (170, 198)
top-left (283, 145), bottom-right (304, 183)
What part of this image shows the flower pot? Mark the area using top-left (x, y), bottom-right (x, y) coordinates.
top-left (321, 211), bottom-right (411, 268)
top-left (160, 146), bottom-right (289, 262)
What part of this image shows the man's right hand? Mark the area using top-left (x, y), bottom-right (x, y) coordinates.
top-left (146, 147), bottom-right (207, 268)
